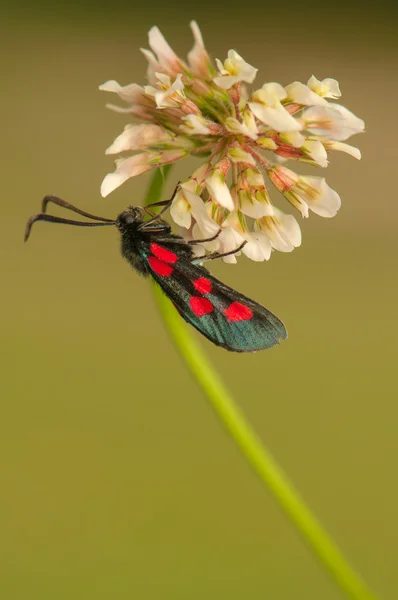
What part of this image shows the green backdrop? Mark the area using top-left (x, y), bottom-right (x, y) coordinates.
top-left (1, 2), bottom-right (397, 598)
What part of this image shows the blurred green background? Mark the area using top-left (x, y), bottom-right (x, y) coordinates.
top-left (1, 1), bottom-right (397, 599)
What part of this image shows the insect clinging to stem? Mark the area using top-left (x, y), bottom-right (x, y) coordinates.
top-left (25, 188), bottom-right (287, 352)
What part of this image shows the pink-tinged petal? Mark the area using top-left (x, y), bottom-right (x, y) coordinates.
top-left (297, 177), bottom-right (341, 217)
top-left (99, 80), bottom-right (148, 105)
top-left (155, 149), bottom-right (189, 166)
top-left (268, 165), bottom-right (300, 193)
top-left (180, 114), bottom-right (212, 135)
top-left (302, 105), bottom-right (365, 141)
top-left (105, 124), bottom-right (169, 154)
top-left (148, 26), bottom-right (184, 75)
top-left (188, 21), bottom-right (214, 77)
top-left (100, 154), bottom-right (152, 197)
top-left (140, 48), bottom-right (163, 84)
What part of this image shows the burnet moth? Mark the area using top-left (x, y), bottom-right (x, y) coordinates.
top-left (25, 191), bottom-right (287, 352)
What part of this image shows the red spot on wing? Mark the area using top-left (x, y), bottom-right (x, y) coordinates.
top-left (190, 296), bottom-right (214, 317)
top-left (224, 301), bottom-right (253, 321)
top-left (150, 243), bottom-right (178, 264)
top-left (193, 277), bottom-right (212, 294)
top-left (148, 256), bottom-right (174, 277)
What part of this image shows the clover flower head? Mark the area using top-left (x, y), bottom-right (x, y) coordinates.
top-left (100, 21), bottom-right (364, 263)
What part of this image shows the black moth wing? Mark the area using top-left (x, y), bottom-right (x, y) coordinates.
top-left (140, 237), bottom-right (287, 353)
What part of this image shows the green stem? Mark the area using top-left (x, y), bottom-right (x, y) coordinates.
top-left (145, 167), bottom-right (379, 600)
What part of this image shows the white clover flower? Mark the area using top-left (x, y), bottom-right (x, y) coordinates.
top-left (249, 82), bottom-right (302, 132)
top-left (100, 21), bottom-right (364, 262)
top-left (214, 50), bottom-right (258, 89)
top-left (301, 105), bottom-right (365, 141)
top-left (285, 81), bottom-right (328, 107)
top-left (307, 75), bottom-right (341, 99)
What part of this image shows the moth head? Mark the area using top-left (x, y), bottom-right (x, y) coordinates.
top-left (116, 206), bottom-right (145, 230)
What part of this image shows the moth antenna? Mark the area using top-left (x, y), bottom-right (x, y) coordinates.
top-left (24, 213), bottom-right (115, 243)
top-left (41, 195), bottom-right (114, 222)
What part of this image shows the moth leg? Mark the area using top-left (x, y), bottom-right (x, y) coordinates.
top-left (187, 228), bottom-right (222, 245)
top-left (142, 181), bottom-right (181, 223)
top-left (143, 201), bottom-right (170, 219)
top-left (192, 241), bottom-right (247, 264)
top-left (151, 228), bottom-right (222, 246)
top-left (138, 223), bottom-right (172, 234)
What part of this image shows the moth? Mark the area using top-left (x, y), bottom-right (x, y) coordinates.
top-left (25, 193), bottom-right (287, 352)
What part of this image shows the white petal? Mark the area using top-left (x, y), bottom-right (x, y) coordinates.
top-left (100, 173), bottom-right (131, 197)
top-left (180, 114), bottom-right (211, 135)
top-left (213, 74), bottom-right (239, 89)
top-left (214, 50), bottom-right (257, 89)
top-left (242, 108), bottom-right (259, 138)
top-left (206, 172), bottom-right (234, 211)
top-left (280, 131), bottom-right (306, 148)
top-left (307, 75), bottom-right (341, 99)
top-left (218, 228), bottom-right (245, 264)
top-left (215, 58), bottom-right (227, 75)
top-left (224, 117), bottom-right (258, 140)
top-left (191, 224), bottom-right (220, 253)
top-left (249, 102), bottom-right (302, 132)
top-left (243, 168), bottom-right (265, 188)
top-left (325, 140), bottom-right (361, 159)
top-left (254, 82), bottom-right (287, 104)
top-left (145, 73), bottom-right (185, 108)
top-left (303, 140), bottom-right (328, 167)
top-left (285, 81), bottom-right (328, 106)
top-left (226, 50), bottom-right (257, 83)
top-left (105, 124), bottom-right (168, 154)
top-left (298, 176), bottom-right (341, 217)
top-left (99, 80), bottom-right (123, 93)
top-left (261, 208), bottom-right (302, 252)
top-left (327, 104), bottom-right (365, 139)
top-left (256, 136), bottom-right (278, 151)
top-left (183, 189), bottom-right (220, 236)
top-left (239, 193), bottom-right (272, 218)
top-left (100, 154), bottom-right (152, 197)
top-left (242, 232), bottom-right (272, 261)
top-left (273, 208), bottom-right (302, 248)
top-left (170, 191), bottom-right (192, 229)
top-left (227, 146), bottom-right (256, 165)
